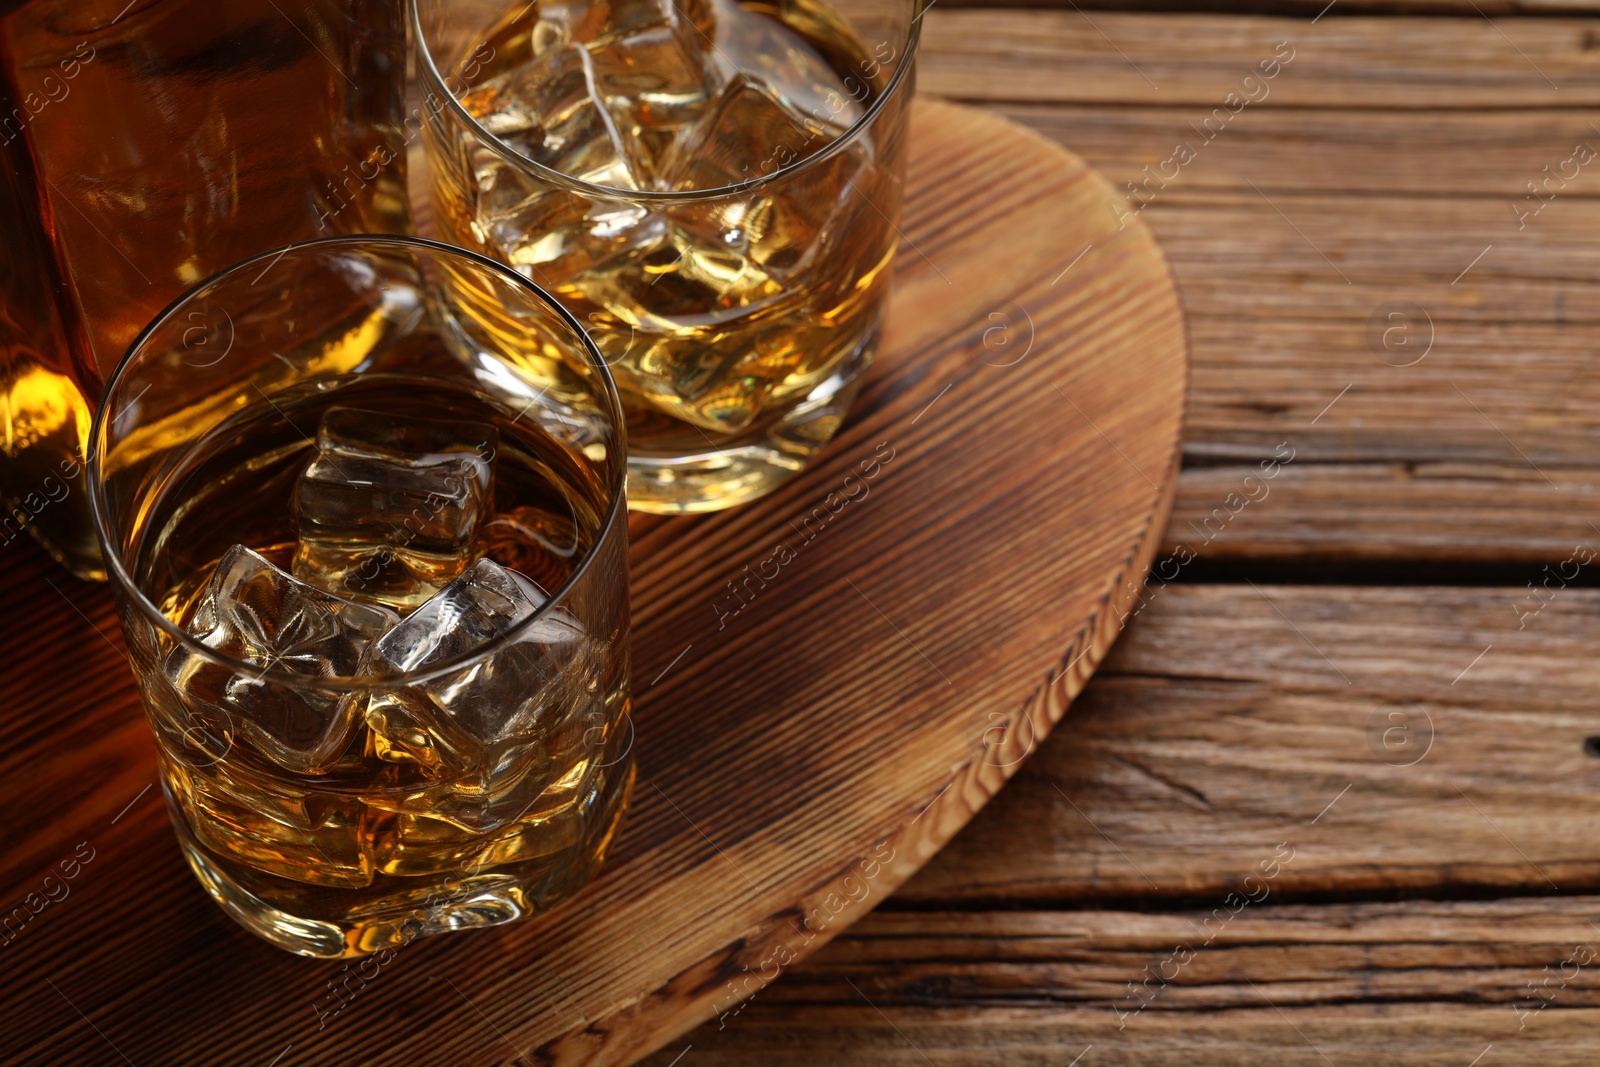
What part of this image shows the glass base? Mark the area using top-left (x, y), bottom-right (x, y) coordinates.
top-left (170, 759), bottom-right (635, 959)
top-left (625, 330), bottom-right (877, 514)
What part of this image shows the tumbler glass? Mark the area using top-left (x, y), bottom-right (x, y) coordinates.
top-left (412, 0), bottom-right (921, 511)
top-left (89, 236), bottom-right (633, 958)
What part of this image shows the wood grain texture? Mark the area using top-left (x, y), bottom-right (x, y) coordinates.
top-left (918, 11), bottom-right (1600, 566)
top-left (938, 0), bottom-right (1600, 15)
top-left (904, 583), bottom-right (1600, 903)
top-left (654, 584), bottom-right (1600, 1061)
top-left (647, 12), bottom-right (1600, 1064)
top-left (994, 105), bottom-right (1600, 197)
top-left (920, 11), bottom-right (1596, 108)
top-left (0, 99), bottom-right (1187, 1065)
top-left (641, 900), bottom-right (1600, 1065)
top-left (644, 1010), bottom-right (1600, 1066)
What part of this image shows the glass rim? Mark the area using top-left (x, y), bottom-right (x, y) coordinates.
top-left (88, 233), bottom-right (629, 693)
top-left (408, 0), bottom-right (924, 204)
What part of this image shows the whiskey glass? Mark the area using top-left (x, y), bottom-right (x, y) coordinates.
top-left (89, 236), bottom-right (632, 958)
top-left (412, 0), bottom-right (921, 512)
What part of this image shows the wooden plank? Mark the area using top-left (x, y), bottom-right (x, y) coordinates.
top-left (643, 900), bottom-right (1600, 1065)
top-left (917, 12), bottom-right (1600, 565)
top-left (1168, 309), bottom-right (1596, 564)
top-left (989, 104), bottom-right (1600, 197)
top-left (1168, 461), bottom-right (1600, 565)
top-left (1092, 184), bottom-right (1594, 559)
top-left (0, 100), bottom-right (1187, 1066)
top-left (645, 1010), bottom-right (1600, 1066)
top-left (1123, 192), bottom-right (1600, 321)
top-left (919, 11), bottom-right (1597, 109)
top-left (938, 0), bottom-right (1600, 16)
top-left (893, 584), bottom-right (1600, 905)
top-left (1141, 201), bottom-right (1596, 566)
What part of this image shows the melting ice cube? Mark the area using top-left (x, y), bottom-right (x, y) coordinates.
top-left (293, 406), bottom-right (498, 610)
top-left (363, 557), bottom-right (594, 779)
top-left (166, 544), bottom-right (397, 776)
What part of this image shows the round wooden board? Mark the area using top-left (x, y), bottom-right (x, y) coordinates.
top-left (0, 98), bottom-right (1187, 1066)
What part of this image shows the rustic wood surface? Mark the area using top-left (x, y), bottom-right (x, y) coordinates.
top-left (914, 10), bottom-right (1600, 568)
top-left (0, 99), bottom-right (1188, 1064)
top-left (642, 903), bottom-right (1600, 1065)
top-left (633, 9), bottom-right (1600, 1066)
top-left (8, 6), bottom-right (1594, 1064)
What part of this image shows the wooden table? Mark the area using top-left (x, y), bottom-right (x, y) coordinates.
top-left (634, 5), bottom-right (1600, 1063)
top-left (6, 6), bottom-right (1597, 1065)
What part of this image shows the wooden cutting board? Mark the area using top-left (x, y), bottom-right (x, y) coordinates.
top-left (0, 98), bottom-right (1187, 1065)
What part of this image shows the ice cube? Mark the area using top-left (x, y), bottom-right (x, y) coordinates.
top-left (607, 216), bottom-right (787, 326)
top-left (366, 715), bottom-right (597, 849)
top-left (660, 64), bottom-right (879, 282)
top-left (165, 544), bottom-right (397, 776)
top-left (727, 137), bottom-right (878, 283)
top-left (542, 0), bottom-right (720, 53)
top-left (363, 558), bottom-right (596, 779)
top-left (558, 211), bottom-right (798, 431)
top-left (663, 73), bottom-right (837, 191)
top-left (525, 0), bottom-right (611, 56)
top-left (461, 86), bottom-right (544, 164)
top-left (478, 183), bottom-right (669, 283)
top-left (588, 18), bottom-right (721, 180)
top-left (706, 0), bottom-right (862, 139)
top-left (293, 406), bottom-right (498, 610)
top-left (470, 152), bottom-right (539, 225)
top-left (472, 43), bottom-right (647, 190)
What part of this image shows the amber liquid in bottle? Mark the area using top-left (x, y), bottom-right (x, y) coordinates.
top-left (0, 0), bottom-right (410, 577)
